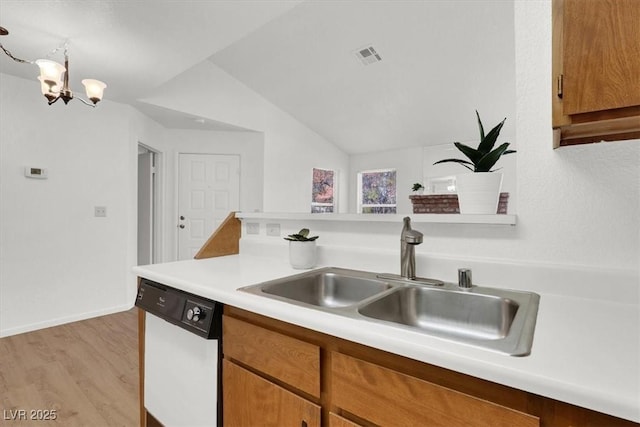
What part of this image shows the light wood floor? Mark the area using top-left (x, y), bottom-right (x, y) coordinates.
top-left (0, 309), bottom-right (139, 427)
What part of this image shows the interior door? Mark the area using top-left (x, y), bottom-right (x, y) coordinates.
top-left (178, 153), bottom-right (240, 260)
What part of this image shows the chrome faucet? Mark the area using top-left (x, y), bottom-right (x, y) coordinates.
top-left (400, 216), bottom-right (423, 279)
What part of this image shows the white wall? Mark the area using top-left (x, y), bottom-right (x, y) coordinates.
top-left (0, 63), bottom-right (347, 335)
top-left (0, 74), bottom-right (148, 336)
top-left (244, 0), bottom-right (639, 277)
top-left (510, 0), bottom-right (638, 271)
top-left (139, 60), bottom-right (350, 213)
top-left (331, 1), bottom-right (638, 274)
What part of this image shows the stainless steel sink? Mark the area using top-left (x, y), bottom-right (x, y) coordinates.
top-left (241, 267), bottom-right (393, 308)
top-left (358, 286), bottom-right (518, 339)
top-left (239, 267), bottom-right (539, 356)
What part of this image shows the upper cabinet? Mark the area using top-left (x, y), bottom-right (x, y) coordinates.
top-left (552, 0), bottom-right (640, 147)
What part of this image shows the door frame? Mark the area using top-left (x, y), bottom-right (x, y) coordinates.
top-left (138, 143), bottom-right (164, 264)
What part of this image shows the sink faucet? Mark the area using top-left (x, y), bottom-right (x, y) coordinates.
top-left (400, 216), bottom-right (423, 279)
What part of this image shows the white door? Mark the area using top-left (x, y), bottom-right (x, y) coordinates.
top-left (178, 154), bottom-right (240, 260)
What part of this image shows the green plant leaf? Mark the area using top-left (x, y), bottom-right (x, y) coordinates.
top-left (477, 118), bottom-right (506, 155)
top-left (433, 158), bottom-right (475, 171)
top-left (475, 142), bottom-right (512, 172)
top-left (284, 228), bottom-right (319, 241)
top-left (475, 110), bottom-right (485, 140)
top-left (454, 142), bottom-right (483, 164)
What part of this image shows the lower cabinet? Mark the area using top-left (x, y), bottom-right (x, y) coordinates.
top-left (331, 352), bottom-right (538, 427)
top-left (223, 360), bottom-right (320, 427)
top-left (222, 306), bottom-right (638, 427)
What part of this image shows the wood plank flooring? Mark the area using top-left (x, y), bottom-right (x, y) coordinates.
top-left (0, 309), bottom-right (139, 426)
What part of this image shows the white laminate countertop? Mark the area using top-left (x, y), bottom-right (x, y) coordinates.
top-left (133, 255), bottom-right (640, 423)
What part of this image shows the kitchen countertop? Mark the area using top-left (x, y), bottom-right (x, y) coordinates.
top-left (133, 254), bottom-right (640, 423)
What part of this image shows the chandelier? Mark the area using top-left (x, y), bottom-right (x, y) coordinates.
top-left (0, 26), bottom-right (106, 107)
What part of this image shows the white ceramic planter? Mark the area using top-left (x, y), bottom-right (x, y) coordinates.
top-left (288, 240), bottom-right (317, 269)
top-left (455, 172), bottom-right (503, 214)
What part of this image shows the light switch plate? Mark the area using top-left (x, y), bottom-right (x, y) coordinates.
top-left (246, 222), bottom-right (259, 235)
top-left (94, 206), bottom-right (107, 217)
top-left (266, 223), bottom-right (280, 237)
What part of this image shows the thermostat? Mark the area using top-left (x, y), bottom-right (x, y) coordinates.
top-left (25, 167), bottom-right (48, 179)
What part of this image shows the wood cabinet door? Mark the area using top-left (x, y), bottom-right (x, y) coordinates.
top-left (562, 0), bottom-right (640, 116)
top-left (328, 413), bottom-right (363, 427)
top-left (331, 352), bottom-right (539, 427)
top-left (223, 360), bottom-right (320, 427)
top-left (223, 315), bottom-right (321, 398)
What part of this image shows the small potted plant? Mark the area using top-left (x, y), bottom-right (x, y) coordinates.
top-left (284, 228), bottom-right (319, 269)
top-left (433, 110), bottom-right (515, 214)
top-left (411, 183), bottom-right (425, 194)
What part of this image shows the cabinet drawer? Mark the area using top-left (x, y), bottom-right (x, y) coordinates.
top-left (223, 360), bottom-right (320, 427)
top-left (223, 315), bottom-right (320, 397)
top-left (331, 352), bottom-right (539, 427)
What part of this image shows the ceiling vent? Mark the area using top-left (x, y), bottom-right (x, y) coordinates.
top-left (354, 45), bottom-right (382, 65)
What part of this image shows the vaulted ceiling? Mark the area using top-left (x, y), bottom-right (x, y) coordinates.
top-left (0, 0), bottom-right (516, 154)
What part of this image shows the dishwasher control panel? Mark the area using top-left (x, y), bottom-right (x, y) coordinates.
top-left (136, 278), bottom-right (222, 339)
top-left (182, 299), bottom-right (216, 334)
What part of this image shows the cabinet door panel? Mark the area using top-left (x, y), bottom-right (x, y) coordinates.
top-left (331, 352), bottom-right (539, 427)
top-left (223, 360), bottom-right (320, 427)
top-left (563, 0), bottom-right (640, 115)
top-left (329, 413), bottom-right (363, 427)
top-left (223, 315), bottom-right (320, 397)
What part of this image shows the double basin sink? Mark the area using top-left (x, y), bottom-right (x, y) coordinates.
top-left (240, 267), bottom-right (540, 356)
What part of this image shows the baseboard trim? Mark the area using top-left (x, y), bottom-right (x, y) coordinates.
top-left (0, 302), bottom-right (135, 338)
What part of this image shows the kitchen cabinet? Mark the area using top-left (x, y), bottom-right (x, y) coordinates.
top-left (552, 0), bottom-right (640, 147)
top-left (331, 352), bottom-right (538, 427)
top-left (223, 360), bottom-right (320, 427)
top-left (222, 314), bottom-right (321, 427)
top-left (222, 306), bottom-right (639, 427)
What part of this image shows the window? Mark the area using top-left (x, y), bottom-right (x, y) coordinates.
top-left (311, 168), bottom-right (335, 213)
top-left (357, 169), bottom-right (397, 214)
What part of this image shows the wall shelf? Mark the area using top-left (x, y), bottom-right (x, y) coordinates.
top-left (235, 212), bottom-right (517, 226)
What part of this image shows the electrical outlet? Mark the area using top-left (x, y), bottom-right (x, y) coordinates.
top-left (94, 206), bottom-right (107, 217)
top-left (246, 222), bottom-right (259, 235)
top-left (266, 223), bottom-right (280, 237)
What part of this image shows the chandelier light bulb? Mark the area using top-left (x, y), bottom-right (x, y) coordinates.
top-left (81, 79), bottom-right (107, 104)
top-left (35, 59), bottom-right (65, 87)
top-left (37, 76), bottom-right (60, 102)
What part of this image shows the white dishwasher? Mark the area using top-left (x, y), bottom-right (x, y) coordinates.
top-left (136, 278), bottom-right (223, 427)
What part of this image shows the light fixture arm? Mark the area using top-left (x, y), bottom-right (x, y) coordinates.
top-left (0, 42), bottom-right (33, 64)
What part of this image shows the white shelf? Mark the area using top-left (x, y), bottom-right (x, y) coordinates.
top-left (235, 212), bottom-right (516, 225)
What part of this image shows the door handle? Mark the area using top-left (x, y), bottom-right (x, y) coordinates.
top-left (180, 215), bottom-right (185, 220)
top-left (179, 224), bottom-right (185, 229)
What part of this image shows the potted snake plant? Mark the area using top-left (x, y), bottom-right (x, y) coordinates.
top-left (284, 228), bottom-right (319, 269)
top-left (433, 111), bottom-right (515, 214)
